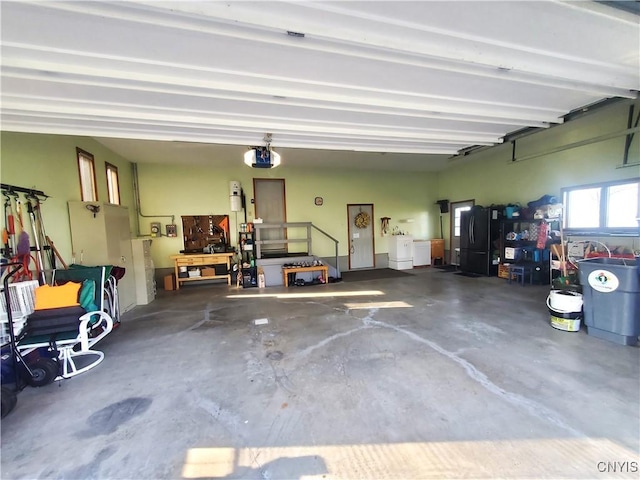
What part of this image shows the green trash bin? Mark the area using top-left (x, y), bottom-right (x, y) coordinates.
top-left (577, 257), bottom-right (639, 346)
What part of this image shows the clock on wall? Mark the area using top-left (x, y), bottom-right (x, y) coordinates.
top-left (314, 197), bottom-right (323, 206)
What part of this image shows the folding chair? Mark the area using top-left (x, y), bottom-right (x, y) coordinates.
top-left (63, 264), bottom-right (121, 324)
top-left (16, 266), bottom-right (115, 380)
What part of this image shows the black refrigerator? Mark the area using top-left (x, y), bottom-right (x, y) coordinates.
top-left (459, 206), bottom-right (501, 276)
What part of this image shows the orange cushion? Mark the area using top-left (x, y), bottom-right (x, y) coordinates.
top-left (34, 282), bottom-right (81, 310)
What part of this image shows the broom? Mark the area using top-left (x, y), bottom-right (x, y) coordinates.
top-left (16, 199), bottom-right (30, 257)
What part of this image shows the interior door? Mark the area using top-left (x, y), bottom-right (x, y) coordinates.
top-left (253, 179), bottom-right (286, 255)
top-left (449, 200), bottom-right (474, 265)
top-left (347, 204), bottom-right (374, 270)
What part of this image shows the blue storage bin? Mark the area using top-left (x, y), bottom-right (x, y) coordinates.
top-left (578, 258), bottom-right (639, 346)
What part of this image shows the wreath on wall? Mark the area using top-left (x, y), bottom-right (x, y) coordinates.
top-left (354, 211), bottom-right (371, 229)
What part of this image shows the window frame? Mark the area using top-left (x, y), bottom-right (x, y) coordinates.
top-left (76, 148), bottom-right (98, 202)
top-left (105, 162), bottom-right (121, 205)
top-left (562, 178), bottom-right (640, 235)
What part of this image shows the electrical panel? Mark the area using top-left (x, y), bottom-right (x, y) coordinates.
top-left (230, 180), bottom-right (242, 212)
top-left (166, 224), bottom-right (177, 237)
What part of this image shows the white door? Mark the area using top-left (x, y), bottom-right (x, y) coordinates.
top-left (347, 204), bottom-right (374, 270)
top-left (450, 200), bottom-right (474, 265)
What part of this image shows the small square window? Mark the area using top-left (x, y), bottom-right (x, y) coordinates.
top-left (77, 148), bottom-right (97, 202)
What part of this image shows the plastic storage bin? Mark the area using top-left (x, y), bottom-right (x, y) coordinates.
top-left (577, 257), bottom-right (639, 346)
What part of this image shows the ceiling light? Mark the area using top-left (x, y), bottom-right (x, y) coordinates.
top-left (244, 134), bottom-right (281, 168)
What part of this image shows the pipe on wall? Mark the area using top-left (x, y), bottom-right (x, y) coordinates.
top-left (132, 163), bottom-right (175, 237)
top-left (511, 126), bottom-right (640, 165)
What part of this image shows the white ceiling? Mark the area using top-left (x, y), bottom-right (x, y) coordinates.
top-left (1, 1), bottom-right (638, 171)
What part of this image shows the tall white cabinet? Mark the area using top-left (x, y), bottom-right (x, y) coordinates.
top-left (68, 201), bottom-right (136, 314)
top-left (388, 235), bottom-right (414, 270)
top-left (131, 238), bottom-right (156, 305)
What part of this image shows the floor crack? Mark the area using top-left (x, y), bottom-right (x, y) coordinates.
top-left (362, 309), bottom-right (585, 438)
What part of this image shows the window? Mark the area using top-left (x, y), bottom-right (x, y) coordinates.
top-left (453, 205), bottom-right (472, 237)
top-left (562, 179), bottom-right (639, 233)
top-left (77, 148), bottom-right (97, 202)
top-left (105, 162), bottom-right (121, 205)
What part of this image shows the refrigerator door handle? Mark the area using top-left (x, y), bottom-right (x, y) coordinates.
top-left (473, 216), bottom-right (476, 245)
top-left (470, 216), bottom-right (474, 245)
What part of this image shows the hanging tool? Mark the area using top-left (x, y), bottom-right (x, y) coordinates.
top-left (2, 229), bottom-right (8, 257)
top-left (380, 217), bottom-right (390, 236)
top-left (15, 199), bottom-right (30, 257)
top-left (27, 193), bottom-right (54, 270)
top-left (2, 190), bottom-right (17, 258)
top-left (2, 196), bottom-right (10, 257)
top-left (13, 198), bottom-right (33, 281)
top-left (26, 199), bottom-right (46, 285)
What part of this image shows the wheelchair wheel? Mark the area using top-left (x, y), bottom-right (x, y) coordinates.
top-left (1, 386), bottom-right (18, 418)
top-left (26, 358), bottom-right (58, 387)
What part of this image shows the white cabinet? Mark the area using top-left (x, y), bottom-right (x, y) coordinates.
top-left (389, 235), bottom-right (413, 270)
top-left (131, 238), bottom-right (156, 305)
top-left (413, 240), bottom-right (432, 267)
top-left (68, 201), bottom-right (136, 313)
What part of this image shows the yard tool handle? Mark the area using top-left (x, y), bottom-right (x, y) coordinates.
top-left (46, 236), bottom-right (67, 269)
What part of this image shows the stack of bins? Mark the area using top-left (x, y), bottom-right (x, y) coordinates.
top-left (577, 257), bottom-right (639, 345)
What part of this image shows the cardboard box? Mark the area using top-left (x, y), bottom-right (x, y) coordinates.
top-left (498, 264), bottom-right (510, 279)
top-left (201, 267), bottom-right (216, 277)
top-left (164, 274), bottom-right (175, 291)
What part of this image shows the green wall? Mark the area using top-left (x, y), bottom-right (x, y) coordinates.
top-left (437, 98), bottom-right (640, 248)
top-left (2, 97), bottom-right (638, 272)
top-left (136, 162), bottom-right (439, 268)
top-left (0, 132), bottom-right (135, 263)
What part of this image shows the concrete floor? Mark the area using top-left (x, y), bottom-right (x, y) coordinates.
top-left (1, 268), bottom-right (639, 479)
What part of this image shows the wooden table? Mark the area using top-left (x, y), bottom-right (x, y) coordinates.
top-left (282, 265), bottom-right (329, 287)
top-left (170, 253), bottom-right (234, 290)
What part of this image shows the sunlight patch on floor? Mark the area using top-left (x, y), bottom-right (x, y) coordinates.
top-left (344, 301), bottom-right (413, 309)
top-left (226, 290), bottom-right (384, 299)
top-left (182, 438), bottom-right (639, 479)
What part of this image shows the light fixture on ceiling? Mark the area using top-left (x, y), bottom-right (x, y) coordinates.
top-left (244, 133), bottom-right (281, 169)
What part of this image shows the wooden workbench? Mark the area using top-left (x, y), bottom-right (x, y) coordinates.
top-left (282, 265), bottom-right (329, 287)
top-left (170, 253), bottom-right (234, 289)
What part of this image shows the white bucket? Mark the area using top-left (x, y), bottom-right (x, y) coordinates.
top-left (547, 290), bottom-right (583, 312)
top-left (546, 290), bottom-right (583, 332)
